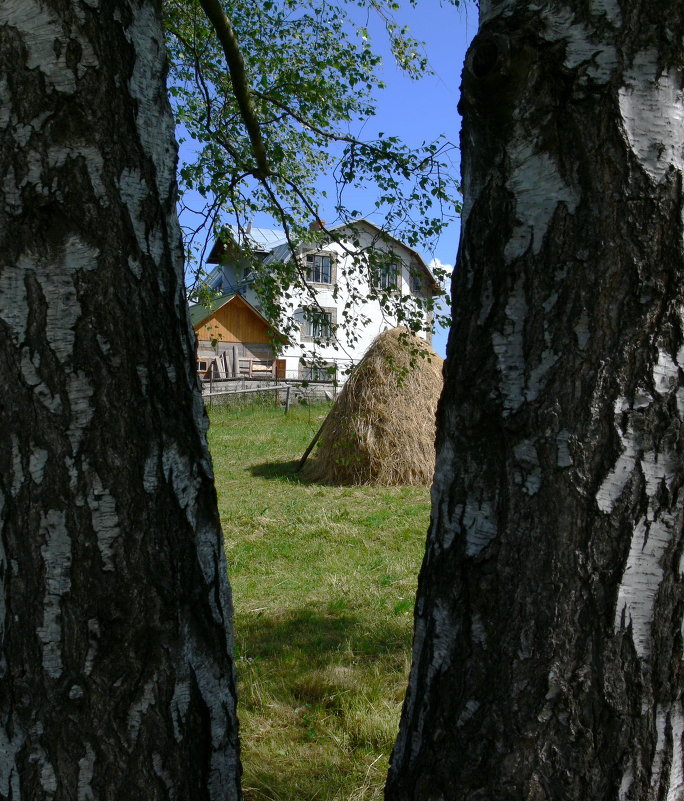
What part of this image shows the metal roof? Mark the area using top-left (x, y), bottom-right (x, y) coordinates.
top-left (262, 242), bottom-right (292, 265)
top-left (206, 226), bottom-right (287, 263)
top-left (245, 226), bottom-right (288, 250)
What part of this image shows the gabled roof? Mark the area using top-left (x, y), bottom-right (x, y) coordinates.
top-left (326, 219), bottom-right (441, 293)
top-left (188, 292), bottom-right (288, 342)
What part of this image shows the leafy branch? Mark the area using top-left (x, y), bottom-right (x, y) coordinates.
top-left (163, 0), bottom-right (460, 359)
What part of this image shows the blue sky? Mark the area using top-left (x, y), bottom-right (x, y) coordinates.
top-left (356, 0), bottom-right (476, 356)
top-left (314, 0), bottom-right (476, 357)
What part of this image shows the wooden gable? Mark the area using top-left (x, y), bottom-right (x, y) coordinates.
top-left (193, 294), bottom-right (278, 345)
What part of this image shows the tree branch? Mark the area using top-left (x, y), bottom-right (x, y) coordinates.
top-left (198, 0), bottom-right (270, 178)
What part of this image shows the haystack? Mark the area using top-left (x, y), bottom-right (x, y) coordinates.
top-left (303, 328), bottom-right (443, 485)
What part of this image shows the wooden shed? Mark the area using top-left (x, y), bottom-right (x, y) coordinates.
top-left (189, 293), bottom-right (287, 379)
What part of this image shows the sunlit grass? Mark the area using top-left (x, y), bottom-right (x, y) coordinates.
top-left (208, 404), bottom-right (429, 801)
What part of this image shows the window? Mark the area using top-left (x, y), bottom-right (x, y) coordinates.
top-left (411, 272), bottom-right (423, 292)
top-left (308, 310), bottom-right (333, 339)
top-left (299, 361), bottom-right (336, 382)
top-left (306, 253), bottom-right (333, 284)
top-left (377, 262), bottom-right (399, 291)
top-left (297, 306), bottom-right (336, 342)
top-left (197, 360), bottom-right (208, 372)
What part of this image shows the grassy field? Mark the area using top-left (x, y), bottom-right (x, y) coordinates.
top-left (207, 402), bottom-right (430, 801)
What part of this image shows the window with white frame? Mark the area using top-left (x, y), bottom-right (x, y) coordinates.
top-left (306, 252), bottom-right (334, 284)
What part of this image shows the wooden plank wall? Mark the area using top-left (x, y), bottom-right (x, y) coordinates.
top-left (217, 342), bottom-right (274, 360)
top-left (195, 297), bottom-right (271, 344)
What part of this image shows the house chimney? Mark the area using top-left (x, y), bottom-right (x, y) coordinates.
top-left (309, 219), bottom-right (325, 231)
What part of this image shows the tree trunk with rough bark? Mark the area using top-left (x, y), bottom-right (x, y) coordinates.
top-left (0, 2), bottom-right (240, 798)
top-left (387, 2), bottom-right (684, 800)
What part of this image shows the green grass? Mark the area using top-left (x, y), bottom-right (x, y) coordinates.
top-left (208, 404), bottom-right (430, 801)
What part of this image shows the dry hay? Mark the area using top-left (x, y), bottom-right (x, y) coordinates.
top-left (304, 327), bottom-right (443, 486)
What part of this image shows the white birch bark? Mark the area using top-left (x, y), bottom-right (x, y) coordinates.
top-left (0, 2), bottom-right (241, 798)
top-left (388, 3), bottom-right (684, 800)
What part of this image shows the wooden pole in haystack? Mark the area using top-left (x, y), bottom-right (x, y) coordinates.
top-left (295, 418), bottom-right (327, 472)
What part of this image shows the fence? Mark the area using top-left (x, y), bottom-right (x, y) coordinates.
top-left (201, 354), bottom-right (356, 385)
top-left (202, 377), bottom-right (339, 413)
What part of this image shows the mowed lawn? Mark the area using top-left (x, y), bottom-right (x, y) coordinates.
top-left (207, 403), bottom-right (430, 801)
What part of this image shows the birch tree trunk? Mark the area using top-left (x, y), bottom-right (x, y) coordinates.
top-left (388, 2), bottom-right (684, 799)
top-left (0, 2), bottom-right (240, 798)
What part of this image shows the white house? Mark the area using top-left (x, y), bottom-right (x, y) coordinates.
top-left (204, 219), bottom-right (440, 381)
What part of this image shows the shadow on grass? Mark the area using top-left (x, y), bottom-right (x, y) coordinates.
top-left (235, 603), bottom-right (410, 666)
top-left (236, 605), bottom-right (410, 800)
top-left (248, 460), bottom-right (314, 484)
top-left (237, 606), bottom-right (355, 661)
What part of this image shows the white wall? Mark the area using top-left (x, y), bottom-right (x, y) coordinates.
top-left (206, 222), bottom-right (434, 379)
